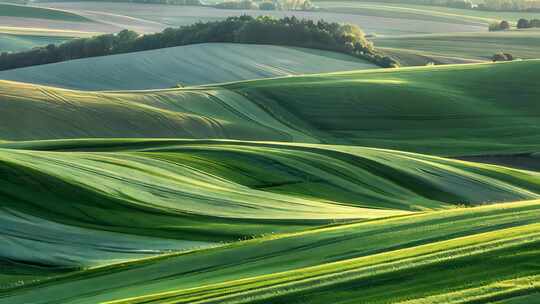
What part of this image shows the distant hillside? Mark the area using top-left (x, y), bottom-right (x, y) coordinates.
top-left (375, 31), bottom-right (540, 63)
top-left (1, 60), bottom-right (539, 156)
top-left (0, 33), bottom-right (69, 52)
top-left (0, 43), bottom-right (379, 90)
top-left (0, 3), bottom-right (91, 22)
top-left (0, 16), bottom-right (398, 71)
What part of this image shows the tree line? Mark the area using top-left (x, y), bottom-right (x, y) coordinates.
top-left (0, 16), bottom-right (399, 71)
top-left (213, 0), bottom-right (315, 11)
top-left (517, 18), bottom-right (540, 28)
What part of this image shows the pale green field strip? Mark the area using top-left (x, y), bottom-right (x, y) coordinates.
top-left (34, 1), bottom-right (485, 36)
top-left (0, 26), bottom-right (96, 37)
top-left (316, 1), bottom-right (540, 25)
top-left (1, 200), bottom-right (539, 303)
top-left (1, 60), bottom-right (540, 156)
top-left (0, 3), bottom-right (92, 22)
top-left (316, 1), bottom-right (492, 25)
top-left (0, 43), bottom-right (379, 90)
top-left (379, 47), bottom-right (484, 66)
top-left (375, 31), bottom-right (540, 62)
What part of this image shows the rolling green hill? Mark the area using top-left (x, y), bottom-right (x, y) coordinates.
top-left (2, 60), bottom-right (538, 156)
top-left (0, 3), bottom-right (91, 22)
top-left (0, 43), bottom-right (379, 90)
top-left (1, 191), bottom-right (539, 303)
top-left (375, 31), bottom-right (540, 64)
top-left (0, 60), bottom-right (539, 303)
top-left (316, 1), bottom-right (540, 25)
top-left (0, 27), bottom-right (94, 52)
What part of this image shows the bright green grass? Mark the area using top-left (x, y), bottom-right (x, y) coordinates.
top-left (375, 31), bottom-right (540, 63)
top-left (224, 60), bottom-right (540, 156)
top-left (1, 199), bottom-right (539, 303)
top-left (0, 3), bottom-right (91, 22)
top-left (1, 60), bottom-right (540, 156)
top-left (0, 139), bottom-right (539, 289)
top-left (0, 43), bottom-right (378, 90)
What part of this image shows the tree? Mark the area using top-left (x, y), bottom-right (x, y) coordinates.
top-left (517, 18), bottom-right (530, 28)
top-left (530, 19), bottom-right (540, 27)
top-left (492, 52), bottom-right (514, 62)
top-left (489, 20), bottom-right (511, 31)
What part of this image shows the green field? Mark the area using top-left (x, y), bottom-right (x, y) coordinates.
top-left (0, 48), bottom-right (539, 302)
top-left (375, 31), bottom-right (540, 64)
top-left (1, 166), bottom-right (539, 304)
top-left (0, 43), bottom-right (378, 90)
top-left (0, 27), bottom-right (95, 52)
top-left (0, 3), bottom-right (91, 22)
top-left (1, 60), bottom-right (540, 155)
top-left (34, 1), bottom-right (486, 36)
top-left (316, 1), bottom-right (540, 25)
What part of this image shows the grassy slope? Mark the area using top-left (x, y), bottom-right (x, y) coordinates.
top-left (0, 43), bottom-right (378, 90)
top-left (0, 61), bottom-right (539, 302)
top-left (0, 27), bottom-right (95, 52)
top-left (0, 139), bottom-right (538, 289)
top-left (1, 199), bottom-right (539, 303)
top-left (1, 60), bottom-right (539, 156)
top-left (375, 31), bottom-right (540, 64)
top-left (315, 1), bottom-right (540, 65)
top-left (316, 1), bottom-right (540, 24)
top-left (224, 60), bottom-right (540, 156)
top-left (0, 3), bottom-right (91, 22)
top-left (33, 1), bottom-right (484, 36)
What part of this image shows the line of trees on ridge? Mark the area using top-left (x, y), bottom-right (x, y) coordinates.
top-left (0, 16), bottom-right (399, 71)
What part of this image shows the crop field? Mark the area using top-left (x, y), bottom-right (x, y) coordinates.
top-left (375, 31), bottom-right (540, 63)
top-left (1, 60), bottom-right (540, 155)
top-left (0, 1), bottom-right (539, 301)
top-left (0, 43), bottom-right (378, 90)
top-left (0, 144), bottom-right (538, 303)
top-left (0, 3), bottom-right (91, 22)
top-left (0, 59), bottom-right (539, 302)
top-left (0, 26), bottom-right (97, 52)
top-left (316, 1), bottom-right (540, 25)
top-left (35, 1), bottom-right (485, 35)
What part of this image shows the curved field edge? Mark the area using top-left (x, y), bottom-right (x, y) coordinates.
top-left (1, 60), bottom-right (540, 156)
top-left (0, 138), bottom-right (539, 288)
top-left (0, 43), bottom-right (378, 90)
top-left (1, 199), bottom-right (539, 303)
top-left (0, 3), bottom-right (92, 22)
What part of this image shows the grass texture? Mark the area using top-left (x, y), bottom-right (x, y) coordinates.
top-left (0, 59), bottom-right (538, 303)
top-left (0, 43), bottom-right (378, 90)
top-left (2, 60), bottom-right (539, 156)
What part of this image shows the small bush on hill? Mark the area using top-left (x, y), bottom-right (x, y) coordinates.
top-left (0, 16), bottom-right (398, 70)
top-left (517, 18), bottom-right (530, 28)
top-left (489, 20), bottom-right (511, 31)
top-left (516, 18), bottom-right (540, 28)
top-left (492, 52), bottom-right (514, 61)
